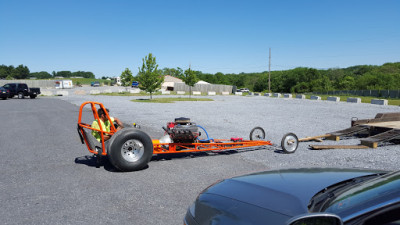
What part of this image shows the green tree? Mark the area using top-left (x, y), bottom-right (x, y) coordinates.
top-left (14, 65), bottom-right (30, 79)
top-left (161, 67), bottom-right (184, 79)
top-left (120, 68), bottom-right (133, 86)
top-left (183, 67), bottom-right (199, 98)
top-left (215, 72), bottom-right (228, 84)
top-left (337, 76), bottom-right (355, 90)
top-left (56, 71), bottom-right (72, 78)
top-left (136, 53), bottom-right (164, 99)
top-left (253, 75), bottom-right (268, 92)
top-left (30, 71), bottom-right (52, 79)
top-left (0, 65), bottom-right (13, 79)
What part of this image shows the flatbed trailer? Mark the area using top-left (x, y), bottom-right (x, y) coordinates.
top-left (299, 112), bottom-right (400, 150)
top-left (77, 101), bottom-right (299, 171)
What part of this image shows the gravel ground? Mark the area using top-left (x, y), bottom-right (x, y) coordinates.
top-left (61, 86), bottom-right (400, 171)
top-left (2, 89), bottom-right (399, 225)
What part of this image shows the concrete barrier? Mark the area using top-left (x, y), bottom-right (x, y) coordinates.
top-left (327, 96), bottom-right (340, 102)
top-left (177, 91), bottom-right (186, 95)
top-left (208, 91), bottom-right (216, 96)
top-left (103, 89), bottom-right (112, 94)
top-left (347, 97), bottom-right (361, 103)
top-left (161, 90), bottom-right (171, 95)
top-left (41, 91), bottom-right (54, 96)
top-left (284, 94), bottom-right (292, 98)
top-left (371, 99), bottom-right (388, 105)
top-left (90, 90), bottom-right (101, 94)
top-left (118, 89), bottom-right (126, 93)
top-left (296, 94), bottom-right (305, 99)
top-left (74, 90), bottom-right (86, 95)
top-left (273, 93), bottom-right (281, 97)
top-left (264, 93), bottom-right (271, 97)
top-left (310, 95), bottom-right (321, 100)
top-left (221, 92), bottom-right (229, 95)
top-left (235, 92), bottom-right (243, 95)
top-left (193, 91), bottom-right (201, 95)
top-left (130, 89), bottom-right (140, 94)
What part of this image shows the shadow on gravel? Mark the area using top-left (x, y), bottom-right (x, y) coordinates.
top-left (74, 146), bottom-right (284, 172)
top-left (74, 155), bottom-right (150, 172)
top-left (74, 155), bottom-right (117, 172)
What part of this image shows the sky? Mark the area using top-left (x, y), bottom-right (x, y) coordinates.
top-left (0, 0), bottom-right (399, 78)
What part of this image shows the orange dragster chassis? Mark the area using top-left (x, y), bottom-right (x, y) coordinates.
top-left (78, 101), bottom-right (272, 156)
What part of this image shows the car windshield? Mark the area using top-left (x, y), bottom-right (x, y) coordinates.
top-left (323, 171), bottom-right (400, 219)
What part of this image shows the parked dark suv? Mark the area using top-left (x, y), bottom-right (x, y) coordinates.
top-left (0, 87), bottom-right (10, 100)
top-left (3, 83), bottom-right (41, 99)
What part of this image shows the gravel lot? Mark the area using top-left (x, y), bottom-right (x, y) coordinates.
top-left (1, 88), bottom-right (399, 225)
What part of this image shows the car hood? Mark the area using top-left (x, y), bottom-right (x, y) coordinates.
top-left (203, 168), bottom-right (383, 217)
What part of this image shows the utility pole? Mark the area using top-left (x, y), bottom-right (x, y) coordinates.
top-left (268, 48), bottom-right (271, 93)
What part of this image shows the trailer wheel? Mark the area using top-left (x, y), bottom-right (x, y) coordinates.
top-left (107, 128), bottom-right (153, 172)
top-left (281, 133), bottom-right (298, 154)
top-left (250, 127), bottom-right (265, 140)
top-left (30, 94), bottom-right (37, 99)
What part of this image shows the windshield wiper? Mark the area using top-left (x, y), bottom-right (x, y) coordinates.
top-left (308, 173), bottom-right (384, 212)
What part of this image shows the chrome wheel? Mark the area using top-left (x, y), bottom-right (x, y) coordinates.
top-left (121, 139), bottom-right (144, 162)
top-left (281, 133), bottom-right (298, 153)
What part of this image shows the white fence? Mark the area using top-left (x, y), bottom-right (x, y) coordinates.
top-left (174, 83), bottom-right (233, 93)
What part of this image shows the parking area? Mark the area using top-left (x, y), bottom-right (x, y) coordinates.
top-left (1, 95), bottom-right (399, 224)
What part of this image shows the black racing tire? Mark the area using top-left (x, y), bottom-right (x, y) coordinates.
top-left (30, 94), bottom-right (37, 99)
top-left (2, 97), bottom-right (6, 100)
top-left (107, 128), bottom-right (153, 172)
top-left (18, 92), bottom-right (24, 99)
top-left (281, 133), bottom-right (299, 154)
top-left (250, 127), bottom-right (265, 140)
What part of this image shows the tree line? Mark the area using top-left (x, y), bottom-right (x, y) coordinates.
top-left (2, 61), bottom-right (399, 93)
top-left (158, 62), bottom-right (400, 93)
top-left (0, 64), bottom-right (95, 79)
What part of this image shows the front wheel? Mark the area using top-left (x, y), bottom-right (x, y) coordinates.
top-left (107, 128), bottom-right (153, 172)
top-left (250, 127), bottom-right (265, 140)
top-left (281, 133), bottom-right (299, 154)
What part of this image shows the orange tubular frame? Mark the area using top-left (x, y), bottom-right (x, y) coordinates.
top-left (153, 139), bottom-right (272, 154)
top-left (78, 101), bottom-right (273, 156)
top-left (78, 101), bottom-right (117, 156)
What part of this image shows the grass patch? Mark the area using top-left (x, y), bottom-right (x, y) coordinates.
top-left (94, 91), bottom-right (156, 96)
top-left (131, 97), bottom-right (213, 103)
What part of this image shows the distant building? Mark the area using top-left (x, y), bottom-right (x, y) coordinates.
top-left (113, 77), bottom-right (121, 86)
top-left (196, 80), bottom-right (210, 85)
top-left (162, 75), bottom-right (183, 91)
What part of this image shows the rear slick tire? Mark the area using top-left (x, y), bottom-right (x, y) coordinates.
top-left (107, 128), bottom-right (153, 172)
